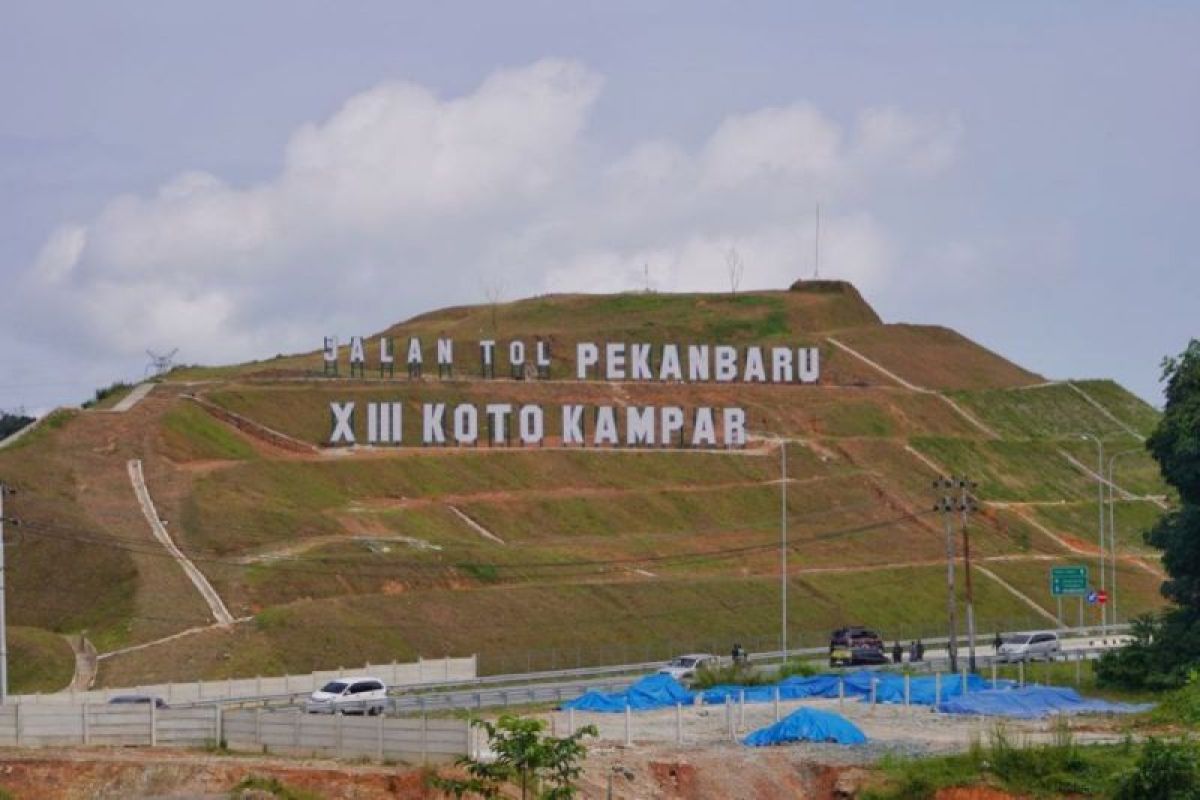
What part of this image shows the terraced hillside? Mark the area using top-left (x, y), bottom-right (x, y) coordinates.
top-left (0, 281), bottom-right (1172, 688)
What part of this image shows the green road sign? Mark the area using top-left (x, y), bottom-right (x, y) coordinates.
top-left (1051, 565), bottom-right (1089, 596)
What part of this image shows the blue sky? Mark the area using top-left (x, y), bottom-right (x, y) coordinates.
top-left (1, 2), bottom-right (1196, 410)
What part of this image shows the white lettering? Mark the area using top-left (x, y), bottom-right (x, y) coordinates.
top-left (626, 406), bottom-right (655, 446)
top-left (437, 338), bottom-right (453, 366)
top-left (423, 403), bottom-right (446, 444)
top-left (453, 404), bottom-right (478, 445)
top-left (486, 403), bottom-right (512, 443)
top-left (562, 404), bottom-right (585, 444)
top-left (743, 347), bottom-right (766, 382)
top-left (714, 345), bottom-right (737, 382)
top-left (577, 342), bottom-right (599, 379)
top-left (536, 341), bottom-right (551, 369)
top-left (480, 340), bottom-right (496, 365)
top-left (661, 406), bottom-right (685, 446)
top-left (330, 402), bottom-right (355, 444)
top-left (509, 340), bottom-right (526, 367)
top-left (324, 336), bottom-right (337, 363)
top-left (518, 405), bottom-right (543, 444)
top-left (605, 342), bottom-right (626, 381)
top-left (688, 345), bottom-right (711, 382)
top-left (380, 337), bottom-right (394, 364)
top-left (350, 336), bottom-right (365, 365)
top-left (691, 407), bottom-right (717, 446)
top-left (660, 344), bottom-right (682, 381)
top-left (723, 407), bottom-right (747, 447)
top-left (594, 406), bottom-right (619, 445)
top-left (630, 343), bottom-right (652, 380)
top-left (407, 337), bottom-right (423, 365)
top-left (771, 347), bottom-right (793, 383)
top-left (798, 346), bottom-right (820, 383)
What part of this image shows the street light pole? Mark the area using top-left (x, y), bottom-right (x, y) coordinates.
top-left (0, 482), bottom-right (11, 705)
top-left (1076, 433), bottom-right (1105, 631)
top-left (1107, 449), bottom-right (1140, 627)
top-left (780, 440), bottom-right (788, 659)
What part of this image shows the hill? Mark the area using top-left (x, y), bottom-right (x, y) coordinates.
top-left (0, 281), bottom-right (1171, 687)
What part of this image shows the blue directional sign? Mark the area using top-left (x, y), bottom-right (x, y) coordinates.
top-left (1086, 590), bottom-right (1099, 605)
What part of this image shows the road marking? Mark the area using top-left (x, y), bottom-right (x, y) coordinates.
top-left (128, 459), bottom-right (235, 625)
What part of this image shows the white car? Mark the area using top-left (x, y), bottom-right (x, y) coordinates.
top-left (996, 632), bottom-right (1060, 663)
top-left (658, 654), bottom-right (720, 683)
top-left (305, 676), bottom-right (389, 715)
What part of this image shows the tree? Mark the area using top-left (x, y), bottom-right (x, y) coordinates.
top-left (725, 247), bottom-right (744, 295)
top-left (1098, 340), bottom-right (1200, 689)
top-left (0, 410), bottom-right (34, 440)
top-left (431, 715), bottom-right (597, 800)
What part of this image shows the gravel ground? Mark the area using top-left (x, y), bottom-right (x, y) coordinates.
top-left (540, 694), bottom-right (1127, 766)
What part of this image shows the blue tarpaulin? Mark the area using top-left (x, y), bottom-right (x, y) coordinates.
top-left (561, 674), bottom-right (694, 713)
top-left (867, 673), bottom-right (1014, 705)
top-left (743, 707), bottom-right (867, 747)
top-left (937, 686), bottom-right (1154, 718)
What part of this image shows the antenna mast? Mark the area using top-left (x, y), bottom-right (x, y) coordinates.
top-left (813, 202), bottom-right (821, 279)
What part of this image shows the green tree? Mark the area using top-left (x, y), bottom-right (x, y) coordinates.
top-left (430, 715), bottom-right (597, 800)
top-left (1099, 340), bottom-right (1200, 689)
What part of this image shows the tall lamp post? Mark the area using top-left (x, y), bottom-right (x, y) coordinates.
top-left (1107, 449), bottom-right (1140, 627)
top-left (780, 439), bottom-right (788, 659)
top-left (1074, 433), bottom-right (1105, 631)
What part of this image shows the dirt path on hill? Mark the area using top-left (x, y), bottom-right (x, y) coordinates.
top-left (46, 396), bottom-right (215, 645)
top-left (128, 459), bottom-right (234, 625)
top-left (66, 635), bottom-right (97, 691)
top-left (826, 336), bottom-right (1000, 438)
top-left (108, 382), bottom-right (155, 412)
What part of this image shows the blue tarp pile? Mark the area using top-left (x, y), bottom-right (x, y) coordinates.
top-left (937, 686), bottom-right (1154, 718)
top-left (743, 707), bottom-right (867, 747)
top-left (561, 674), bottom-right (694, 713)
top-left (868, 672), bottom-right (1014, 705)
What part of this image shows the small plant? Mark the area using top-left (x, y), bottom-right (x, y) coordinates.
top-left (429, 714), bottom-right (597, 799)
top-left (229, 775), bottom-right (322, 800)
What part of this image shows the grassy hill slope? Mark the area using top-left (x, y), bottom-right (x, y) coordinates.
top-left (0, 282), bottom-right (1173, 687)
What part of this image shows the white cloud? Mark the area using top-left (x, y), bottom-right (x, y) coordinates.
top-left (14, 59), bottom-right (961, 369)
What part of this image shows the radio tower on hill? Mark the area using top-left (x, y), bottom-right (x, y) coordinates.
top-left (145, 348), bottom-right (178, 378)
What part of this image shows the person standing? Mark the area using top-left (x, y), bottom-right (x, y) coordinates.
top-left (892, 641), bottom-right (903, 664)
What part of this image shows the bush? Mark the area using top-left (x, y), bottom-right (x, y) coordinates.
top-left (690, 661), bottom-right (768, 689)
top-left (1112, 738), bottom-right (1200, 800)
top-left (81, 380), bottom-right (133, 409)
top-left (776, 659), bottom-right (819, 680)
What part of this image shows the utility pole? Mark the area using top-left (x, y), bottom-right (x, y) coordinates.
top-left (957, 478), bottom-right (979, 672)
top-left (935, 477), bottom-right (958, 674)
top-left (780, 440), bottom-right (788, 658)
top-left (0, 482), bottom-right (14, 704)
top-left (1108, 449), bottom-right (1139, 626)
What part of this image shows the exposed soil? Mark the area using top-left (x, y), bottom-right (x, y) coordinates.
top-left (0, 748), bottom-right (434, 800)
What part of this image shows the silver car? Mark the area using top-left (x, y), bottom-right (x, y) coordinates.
top-left (996, 632), bottom-right (1060, 663)
top-left (305, 676), bottom-right (388, 715)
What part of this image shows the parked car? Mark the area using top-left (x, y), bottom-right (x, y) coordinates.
top-left (658, 654), bottom-right (720, 683)
top-left (829, 627), bottom-right (887, 667)
top-left (107, 694), bottom-right (167, 709)
top-left (996, 631), bottom-right (1060, 663)
top-left (305, 676), bottom-right (389, 715)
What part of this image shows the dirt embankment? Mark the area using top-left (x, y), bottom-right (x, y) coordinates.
top-left (0, 748), bottom-right (434, 800)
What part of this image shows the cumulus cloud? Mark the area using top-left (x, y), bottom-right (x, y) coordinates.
top-left (12, 58), bottom-right (961, 370)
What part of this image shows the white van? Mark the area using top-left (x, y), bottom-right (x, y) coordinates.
top-left (996, 631), bottom-right (1060, 663)
top-left (305, 676), bottom-right (388, 715)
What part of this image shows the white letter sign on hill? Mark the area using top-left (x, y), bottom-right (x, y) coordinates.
top-left (320, 330), bottom-right (820, 449)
